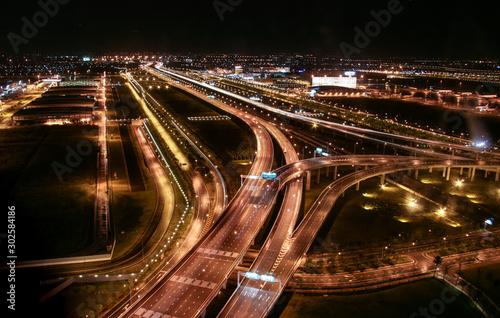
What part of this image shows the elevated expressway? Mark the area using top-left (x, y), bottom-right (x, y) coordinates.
top-left (140, 67), bottom-right (306, 285)
top-left (117, 84), bottom-right (303, 318)
top-left (155, 66), bottom-right (498, 159)
top-left (219, 156), bottom-right (500, 318)
top-left (116, 66), bottom-right (305, 318)
top-left (128, 75), bottom-right (228, 214)
top-left (138, 66), bottom-right (500, 317)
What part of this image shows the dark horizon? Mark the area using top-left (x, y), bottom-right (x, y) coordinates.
top-left (1, 0), bottom-right (499, 59)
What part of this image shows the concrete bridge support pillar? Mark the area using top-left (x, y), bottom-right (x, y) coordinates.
top-left (429, 167), bottom-right (433, 173)
top-left (415, 169), bottom-right (419, 179)
top-left (442, 167), bottom-right (447, 178)
top-left (460, 167), bottom-right (464, 175)
top-left (326, 166), bottom-right (330, 178)
top-left (451, 149), bottom-right (455, 156)
top-left (496, 168), bottom-right (500, 182)
top-left (468, 167), bottom-right (472, 179)
top-left (356, 182), bottom-right (360, 191)
top-left (381, 174), bottom-right (386, 185)
top-left (222, 280), bottom-right (227, 290)
top-left (446, 167), bottom-right (451, 181)
top-left (305, 171), bottom-right (311, 191)
top-left (485, 170), bottom-right (488, 179)
top-left (334, 166), bottom-right (338, 180)
top-left (316, 168), bottom-right (321, 184)
top-left (471, 167), bottom-right (476, 181)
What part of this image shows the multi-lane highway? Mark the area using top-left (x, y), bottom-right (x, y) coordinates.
top-left (155, 66), bottom-right (498, 159)
top-left (116, 83), bottom-right (279, 317)
top-left (139, 66), bottom-right (312, 318)
top-left (135, 66), bottom-right (500, 318)
top-left (120, 64), bottom-right (327, 318)
top-left (219, 156), bottom-right (500, 317)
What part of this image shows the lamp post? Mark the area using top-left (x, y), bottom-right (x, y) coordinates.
top-left (485, 218), bottom-right (493, 229)
top-left (381, 246), bottom-right (388, 258)
top-left (408, 242), bottom-right (415, 253)
top-left (124, 281), bottom-right (132, 306)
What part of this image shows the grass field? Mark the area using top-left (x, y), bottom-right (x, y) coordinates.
top-left (112, 83), bottom-right (147, 120)
top-left (150, 85), bottom-right (256, 163)
top-left (118, 124), bottom-right (146, 191)
top-left (154, 85), bottom-right (220, 117)
top-left (0, 126), bottom-right (48, 194)
top-left (1, 125), bottom-right (98, 260)
top-left (39, 280), bottom-right (132, 318)
top-left (109, 125), bottom-right (157, 258)
top-left (310, 176), bottom-right (476, 253)
top-left (416, 169), bottom-right (500, 219)
top-left (142, 81), bottom-right (255, 197)
top-left (106, 85), bottom-right (157, 258)
top-left (273, 279), bottom-right (481, 318)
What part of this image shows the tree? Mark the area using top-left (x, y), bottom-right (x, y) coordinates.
top-left (327, 262), bottom-right (337, 274)
top-left (304, 258), bottom-right (317, 274)
top-left (316, 259), bottom-right (325, 268)
top-left (434, 255), bottom-right (443, 277)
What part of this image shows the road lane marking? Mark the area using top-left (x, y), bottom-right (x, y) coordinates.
top-left (133, 308), bottom-right (146, 316)
top-left (143, 310), bottom-right (155, 318)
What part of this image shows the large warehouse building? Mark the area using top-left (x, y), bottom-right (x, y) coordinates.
top-left (12, 83), bottom-right (98, 125)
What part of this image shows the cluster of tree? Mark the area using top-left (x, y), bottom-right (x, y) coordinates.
top-left (437, 233), bottom-right (500, 257)
top-left (301, 250), bottom-right (403, 275)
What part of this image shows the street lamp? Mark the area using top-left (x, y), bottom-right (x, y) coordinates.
top-left (485, 218), bottom-right (493, 229)
top-left (381, 246), bottom-right (388, 257)
top-left (408, 242), bottom-right (415, 253)
top-left (408, 199), bottom-right (416, 209)
top-left (124, 281), bottom-right (132, 306)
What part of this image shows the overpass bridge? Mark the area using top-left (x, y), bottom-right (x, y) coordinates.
top-left (399, 87), bottom-right (496, 106)
top-left (219, 156), bottom-right (500, 318)
top-left (149, 66), bottom-right (500, 160)
top-left (121, 66), bottom-right (500, 318)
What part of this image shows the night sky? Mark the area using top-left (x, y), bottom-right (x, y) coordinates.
top-left (1, 0), bottom-right (499, 58)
